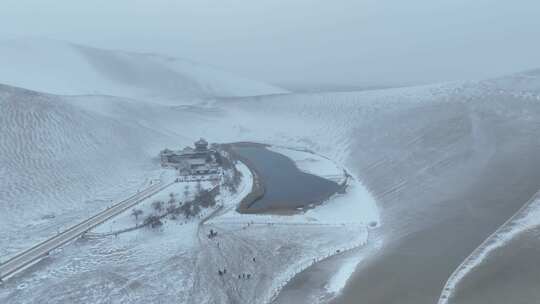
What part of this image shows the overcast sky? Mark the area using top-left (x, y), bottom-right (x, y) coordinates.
top-left (1, 0), bottom-right (539, 88)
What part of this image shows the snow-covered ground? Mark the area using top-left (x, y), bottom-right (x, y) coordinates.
top-left (91, 179), bottom-right (220, 235)
top-left (2, 38), bottom-right (540, 304)
top-left (196, 150), bottom-right (377, 303)
top-left (2, 146), bottom-right (372, 303)
top-left (0, 84), bottom-right (173, 260)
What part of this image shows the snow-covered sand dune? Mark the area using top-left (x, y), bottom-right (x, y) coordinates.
top-left (439, 192), bottom-right (540, 304)
top-left (432, 71), bottom-right (540, 304)
top-left (1, 79), bottom-right (389, 303)
top-left (0, 84), bottom-right (178, 259)
top-left (223, 72), bottom-right (540, 304)
top-left (0, 38), bottom-right (287, 103)
top-left (483, 68), bottom-right (540, 95)
top-left (333, 76), bottom-right (540, 304)
top-left (2, 38), bottom-right (540, 304)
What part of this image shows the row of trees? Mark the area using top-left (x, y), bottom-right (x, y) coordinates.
top-left (131, 149), bottom-right (240, 230)
top-left (132, 186), bottom-right (218, 230)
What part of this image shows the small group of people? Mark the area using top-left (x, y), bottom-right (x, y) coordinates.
top-left (217, 255), bottom-right (257, 279)
top-left (208, 229), bottom-right (218, 239)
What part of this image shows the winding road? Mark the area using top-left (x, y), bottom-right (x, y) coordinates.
top-left (0, 179), bottom-right (174, 282)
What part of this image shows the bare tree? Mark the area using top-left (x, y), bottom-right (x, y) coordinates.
top-left (196, 180), bottom-right (202, 194)
top-left (166, 204), bottom-right (177, 217)
top-left (196, 189), bottom-right (216, 208)
top-left (168, 192), bottom-right (177, 206)
top-left (131, 209), bottom-right (143, 225)
top-left (191, 203), bottom-right (201, 216)
top-left (233, 169), bottom-right (242, 187)
top-left (183, 185), bottom-right (190, 200)
top-left (232, 167), bottom-right (243, 193)
top-left (144, 215), bottom-right (163, 229)
top-left (181, 202), bottom-right (193, 218)
top-left (224, 170), bottom-right (241, 194)
top-left (152, 200), bottom-right (164, 213)
top-left (220, 152), bottom-right (233, 169)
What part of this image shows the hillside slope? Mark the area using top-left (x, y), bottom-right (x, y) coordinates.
top-left (0, 84), bottom-right (179, 258)
top-left (438, 71), bottom-right (540, 304)
top-left (208, 73), bottom-right (540, 304)
top-left (0, 39), bottom-right (287, 103)
top-left (1, 67), bottom-right (540, 304)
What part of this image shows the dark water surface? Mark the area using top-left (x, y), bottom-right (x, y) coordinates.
top-left (233, 146), bottom-right (340, 212)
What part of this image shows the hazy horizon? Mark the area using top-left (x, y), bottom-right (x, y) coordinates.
top-left (2, 0), bottom-right (539, 88)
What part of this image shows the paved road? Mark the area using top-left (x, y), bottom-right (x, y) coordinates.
top-left (0, 180), bottom-right (174, 281)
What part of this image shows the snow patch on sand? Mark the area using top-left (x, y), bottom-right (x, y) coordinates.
top-left (325, 255), bottom-right (364, 295)
top-left (439, 192), bottom-right (540, 304)
top-left (306, 177), bottom-right (379, 225)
